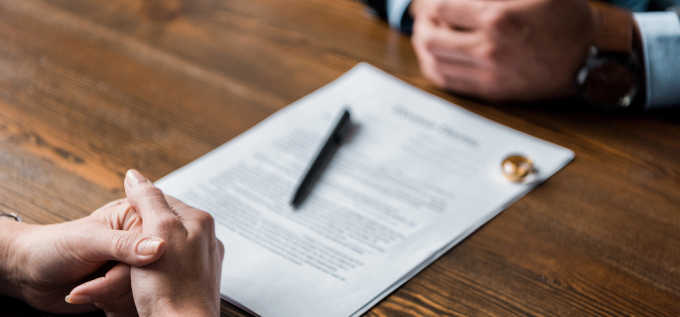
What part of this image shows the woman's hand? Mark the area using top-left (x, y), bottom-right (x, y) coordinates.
top-left (71, 170), bottom-right (225, 317)
top-left (0, 198), bottom-right (166, 314)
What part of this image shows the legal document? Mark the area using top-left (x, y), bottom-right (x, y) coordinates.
top-left (155, 63), bottom-right (574, 317)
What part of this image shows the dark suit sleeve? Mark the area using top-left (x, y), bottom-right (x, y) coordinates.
top-left (364, 0), bottom-right (389, 19)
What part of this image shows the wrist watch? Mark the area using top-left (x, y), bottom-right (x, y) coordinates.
top-left (0, 211), bottom-right (22, 222)
top-left (576, 4), bottom-right (642, 111)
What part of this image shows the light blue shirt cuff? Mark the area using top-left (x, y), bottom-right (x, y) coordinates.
top-left (386, 0), bottom-right (412, 30)
top-left (634, 12), bottom-right (680, 109)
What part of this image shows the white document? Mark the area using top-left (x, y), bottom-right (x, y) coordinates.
top-left (155, 63), bottom-right (574, 317)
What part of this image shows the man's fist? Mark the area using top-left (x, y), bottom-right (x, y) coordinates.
top-left (410, 0), bottom-right (597, 102)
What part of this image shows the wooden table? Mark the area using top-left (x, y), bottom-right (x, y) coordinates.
top-left (1, 0), bottom-right (679, 316)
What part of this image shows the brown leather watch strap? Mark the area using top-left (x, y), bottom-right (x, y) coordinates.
top-left (590, 2), bottom-right (634, 54)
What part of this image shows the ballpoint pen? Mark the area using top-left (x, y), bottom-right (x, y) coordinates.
top-left (290, 108), bottom-right (352, 208)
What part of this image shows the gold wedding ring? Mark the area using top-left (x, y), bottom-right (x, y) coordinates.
top-left (501, 155), bottom-right (534, 182)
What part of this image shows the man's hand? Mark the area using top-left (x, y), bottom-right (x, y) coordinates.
top-left (410, 0), bottom-right (597, 102)
top-left (0, 199), bottom-right (166, 315)
top-left (70, 170), bottom-right (225, 317)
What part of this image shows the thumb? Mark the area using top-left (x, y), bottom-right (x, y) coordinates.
top-left (79, 226), bottom-right (166, 267)
top-left (124, 169), bottom-right (179, 232)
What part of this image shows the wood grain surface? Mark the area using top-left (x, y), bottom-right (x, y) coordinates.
top-left (0, 0), bottom-right (678, 316)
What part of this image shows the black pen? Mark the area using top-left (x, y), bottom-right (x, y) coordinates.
top-left (290, 109), bottom-right (353, 209)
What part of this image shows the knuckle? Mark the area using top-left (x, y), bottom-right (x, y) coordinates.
top-left (421, 34), bottom-right (439, 53)
top-left (156, 216), bottom-right (181, 231)
top-left (412, 25), bottom-right (436, 49)
top-left (195, 210), bottom-right (216, 231)
top-left (430, 75), bottom-right (447, 89)
top-left (480, 44), bottom-right (513, 67)
top-left (218, 239), bottom-right (225, 253)
top-left (423, 68), bottom-right (444, 88)
top-left (482, 9), bottom-right (508, 31)
top-left (111, 232), bottom-right (137, 257)
top-left (434, 0), bottom-right (448, 15)
top-left (137, 185), bottom-right (165, 199)
top-left (477, 43), bottom-right (500, 62)
top-left (433, 0), bottom-right (444, 11)
top-left (217, 239), bottom-right (225, 260)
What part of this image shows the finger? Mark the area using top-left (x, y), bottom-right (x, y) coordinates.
top-left (69, 264), bottom-right (139, 316)
top-left (423, 53), bottom-right (490, 97)
top-left (426, 27), bottom-right (486, 65)
top-left (442, 74), bottom-right (486, 98)
top-left (439, 61), bottom-right (487, 94)
top-left (94, 201), bottom-right (143, 231)
top-left (439, 0), bottom-right (518, 40)
top-left (436, 0), bottom-right (486, 30)
top-left (100, 198), bottom-right (128, 210)
top-left (92, 198), bottom-right (129, 215)
top-left (164, 195), bottom-right (219, 240)
top-left (164, 195), bottom-right (220, 258)
top-left (119, 204), bottom-right (143, 231)
top-left (124, 169), bottom-right (182, 233)
top-left (414, 43), bottom-right (447, 88)
top-left (95, 291), bottom-right (138, 316)
top-left (413, 19), bottom-right (448, 87)
top-left (412, 9), bottom-right (485, 67)
top-left (164, 195), bottom-right (203, 221)
top-left (77, 224), bottom-right (166, 266)
top-left (440, 67), bottom-right (501, 101)
top-left (69, 262), bottom-right (131, 302)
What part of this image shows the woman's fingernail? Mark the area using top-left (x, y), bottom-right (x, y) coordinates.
top-left (65, 295), bottom-right (93, 304)
top-left (126, 169), bottom-right (146, 187)
top-left (136, 238), bottom-right (163, 256)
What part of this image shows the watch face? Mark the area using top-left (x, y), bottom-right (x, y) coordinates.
top-left (582, 61), bottom-right (637, 110)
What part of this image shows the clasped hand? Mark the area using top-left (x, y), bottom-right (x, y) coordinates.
top-left (410, 0), bottom-right (596, 102)
top-left (0, 170), bottom-right (224, 317)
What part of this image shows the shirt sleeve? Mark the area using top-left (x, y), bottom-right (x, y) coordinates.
top-left (633, 11), bottom-right (680, 109)
top-left (386, 0), bottom-right (413, 32)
